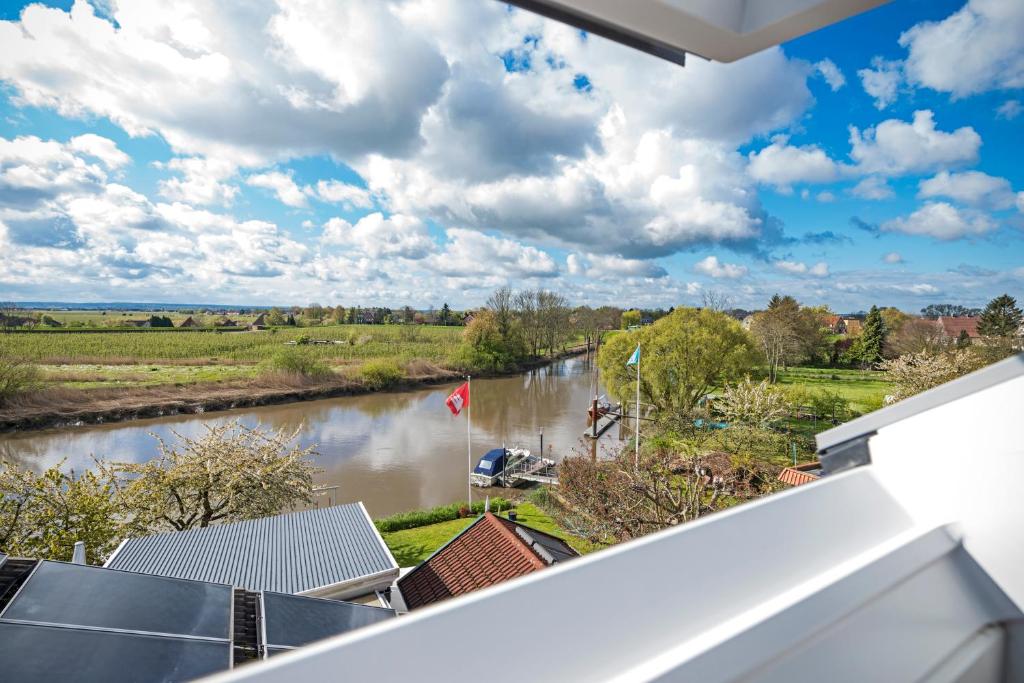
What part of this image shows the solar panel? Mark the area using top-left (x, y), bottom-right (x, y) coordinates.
top-left (265, 646), bottom-right (293, 658)
top-left (1, 561), bottom-right (231, 639)
top-left (0, 622), bottom-right (231, 682)
top-left (262, 592), bottom-right (395, 648)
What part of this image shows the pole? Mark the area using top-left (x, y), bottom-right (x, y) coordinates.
top-left (635, 349), bottom-right (641, 467)
top-left (467, 375), bottom-right (472, 506)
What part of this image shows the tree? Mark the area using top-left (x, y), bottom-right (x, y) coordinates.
top-left (921, 303), bottom-right (980, 318)
top-left (0, 462), bottom-right (123, 564)
top-left (598, 308), bottom-right (758, 415)
top-left (486, 287), bottom-right (516, 343)
top-left (440, 303), bottom-right (452, 326)
top-left (620, 309), bottom-right (641, 329)
top-left (750, 295), bottom-right (829, 380)
top-left (880, 350), bottom-right (985, 401)
top-left (458, 308), bottom-right (526, 371)
top-left (886, 318), bottom-right (945, 357)
top-left (977, 294), bottom-right (1022, 338)
top-left (717, 378), bottom-right (791, 428)
top-left (101, 422), bottom-right (319, 533)
top-left (956, 329), bottom-right (972, 349)
top-left (267, 307), bottom-right (286, 326)
top-left (855, 305), bottom-right (886, 367)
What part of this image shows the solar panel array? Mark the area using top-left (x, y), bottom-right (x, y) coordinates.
top-left (0, 559), bottom-right (397, 681)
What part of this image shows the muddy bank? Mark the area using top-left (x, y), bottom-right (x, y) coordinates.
top-left (0, 349), bottom-right (588, 433)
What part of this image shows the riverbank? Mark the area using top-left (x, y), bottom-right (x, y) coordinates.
top-left (0, 347), bottom-right (590, 433)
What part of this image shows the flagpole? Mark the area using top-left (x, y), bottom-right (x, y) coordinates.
top-left (467, 375), bottom-right (472, 506)
top-left (635, 349), bottom-right (640, 467)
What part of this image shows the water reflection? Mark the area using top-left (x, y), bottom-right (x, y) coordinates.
top-left (0, 358), bottom-right (612, 516)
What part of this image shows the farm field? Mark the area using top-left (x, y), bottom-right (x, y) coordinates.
top-left (1, 324), bottom-right (464, 366)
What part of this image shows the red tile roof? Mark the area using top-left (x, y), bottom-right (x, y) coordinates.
top-left (937, 316), bottom-right (980, 339)
top-left (778, 462), bottom-right (822, 487)
top-left (396, 513), bottom-right (575, 610)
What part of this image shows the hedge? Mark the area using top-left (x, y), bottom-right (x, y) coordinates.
top-left (374, 498), bottom-right (516, 533)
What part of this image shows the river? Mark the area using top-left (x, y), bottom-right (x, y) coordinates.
top-left (0, 357), bottom-right (618, 517)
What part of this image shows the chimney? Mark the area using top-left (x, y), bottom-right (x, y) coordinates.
top-left (72, 541), bottom-right (86, 565)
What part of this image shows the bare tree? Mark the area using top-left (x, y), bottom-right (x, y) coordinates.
top-left (486, 287), bottom-right (516, 343)
top-left (701, 290), bottom-right (732, 312)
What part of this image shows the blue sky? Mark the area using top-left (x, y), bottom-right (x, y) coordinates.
top-left (0, 0), bottom-right (1021, 312)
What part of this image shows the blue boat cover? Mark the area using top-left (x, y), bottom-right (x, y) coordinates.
top-left (473, 448), bottom-right (506, 475)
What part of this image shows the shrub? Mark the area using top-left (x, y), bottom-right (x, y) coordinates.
top-left (717, 377), bottom-right (790, 428)
top-left (359, 359), bottom-right (404, 389)
top-left (259, 348), bottom-right (331, 378)
top-left (809, 389), bottom-right (850, 423)
top-left (0, 358), bottom-right (40, 405)
top-left (374, 499), bottom-right (515, 532)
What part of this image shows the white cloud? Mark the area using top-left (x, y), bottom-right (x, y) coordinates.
top-left (883, 252), bottom-right (904, 264)
top-left (1017, 192), bottom-right (1024, 213)
top-left (850, 176), bottom-right (895, 200)
top-left (774, 260), bottom-right (829, 277)
top-left (881, 202), bottom-right (997, 240)
top-left (747, 135), bottom-right (841, 191)
top-left (858, 57), bottom-right (903, 109)
top-left (246, 171), bottom-right (307, 208)
top-left (157, 156), bottom-right (237, 206)
top-left (918, 171), bottom-right (1017, 209)
top-left (693, 255), bottom-right (747, 279)
top-left (67, 134), bottom-right (130, 169)
top-left (849, 110), bottom-right (980, 176)
top-left (816, 191), bottom-right (835, 203)
top-left (566, 253), bottom-right (666, 279)
top-left (815, 59), bottom-right (846, 91)
top-left (997, 100), bottom-right (1022, 120)
top-left (427, 228), bottom-right (559, 280)
top-left (314, 180), bottom-right (374, 210)
top-left (899, 0), bottom-right (1024, 98)
top-left (321, 212), bottom-right (434, 259)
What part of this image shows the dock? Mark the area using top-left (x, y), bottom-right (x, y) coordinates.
top-left (501, 457), bottom-right (559, 487)
top-left (584, 409), bottom-right (621, 440)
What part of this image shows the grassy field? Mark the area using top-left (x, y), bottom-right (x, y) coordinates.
top-left (381, 502), bottom-right (599, 566)
top-left (25, 310), bottom-right (261, 327)
top-left (775, 367), bottom-right (890, 412)
top-left (1, 324), bottom-right (464, 365)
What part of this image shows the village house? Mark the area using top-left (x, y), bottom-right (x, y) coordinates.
top-left (842, 318), bottom-right (862, 336)
top-left (248, 312), bottom-right (268, 330)
top-left (936, 315), bottom-right (980, 342)
top-left (823, 314), bottom-right (845, 334)
top-left (177, 315), bottom-right (199, 328)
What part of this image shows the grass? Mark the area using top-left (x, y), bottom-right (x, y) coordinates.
top-left (775, 367), bottom-right (890, 412)
top-left (380, 501), bottom-right (598, 567)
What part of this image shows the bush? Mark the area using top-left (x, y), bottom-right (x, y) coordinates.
top-left (374, 498), bottom-right (516, 533)
top-left (259, 348), bottom-right (331, 378)
top-left (809, 389), bottom-right (850, 423)
top-left (0, 358), bottom-right (40, 405)
top-left (359, 359), bottom-right (404, 389)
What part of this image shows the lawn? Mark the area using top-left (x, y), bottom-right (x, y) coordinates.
top-left (775, 367), bottom-right (890, 412)
top-left (380, 502), bottom-right (599, 567)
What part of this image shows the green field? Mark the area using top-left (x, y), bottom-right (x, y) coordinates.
top-left (775, 367), bottom-right (890, 412)
top-left (380, 502), bottom-right (599, 567)
top-left (1, 324), bottom-right (464, 365)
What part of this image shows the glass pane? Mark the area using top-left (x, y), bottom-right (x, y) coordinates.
top-left (262, 591), bottom-right (394, 648)
top-left (3, 561), bottom-right (231, 639)
top-left (0, 622), bottom-right (230, 682)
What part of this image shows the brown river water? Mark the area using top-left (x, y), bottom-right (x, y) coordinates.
top-left (0, 357), bottom-right (617, 517)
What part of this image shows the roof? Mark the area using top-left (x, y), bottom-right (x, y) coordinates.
top-left (106, 503), bottom-right (397, 595)
top-left (778, 462), bottom-right (822, 487)
top-left (0, 558), bottom-right (395, 680)
top-left (396, 513), bottom-right (577, 610)
top-left (843, 319), bottom-right (862, 335)
top-left (937, 316), bottom-right (979, 338)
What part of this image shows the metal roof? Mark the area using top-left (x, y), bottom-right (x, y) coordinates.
top-left (106, 503), bottom-right (398, 595)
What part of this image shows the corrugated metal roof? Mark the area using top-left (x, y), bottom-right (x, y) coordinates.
top-left (106, 503), bottom-right (397, 594)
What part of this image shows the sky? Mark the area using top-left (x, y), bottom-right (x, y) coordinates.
top-left (0, 0), bottom-right (1021, 312)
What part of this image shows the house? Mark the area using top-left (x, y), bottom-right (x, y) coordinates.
top-left (842, 318), bottom-right (862, 336)
top-left (178, 315), bottom-right (199, 328)
top-left (394, 512), bottom-right (578, 611)
top-left (778, 461), bottom-right (823, 487)
top-left (937, 315), bottom-right (980, 341)
top-left (106, 503), bottom-right (399, 600)
top-left (823, 314), bottom-right (845, 334)
top-left (741, 314), bottom-right (755, 330)
top-left (248, 312), bottom-right (268, 330)
top-left (0, 555), bottom-right (395, 679)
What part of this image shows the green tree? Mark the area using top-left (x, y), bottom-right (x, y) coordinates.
top-left (955, 329), bottom-right (972, 349)
top-left (440, 303), bottom-right (452, 326)
top-left (598, 307), bottom-right (758, 415)
top-left (858, 306), bottom-right (886, 367)
top-left (266, 307), bottom-right (286, 326)
top-left (620, 309), bottom-right (641, 329)
top-left (977, 294), bottom-right (1022, 338)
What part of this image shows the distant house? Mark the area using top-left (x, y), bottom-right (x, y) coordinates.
top-left (843, 318), bottom-right (862, 336)
top-left (741, 314), bottom-right (755, 330)
top-left (122, 319), bottom-right (151, 328)
top-left (640, 316), bottom-right (654, 326)
top-left (178, 316), bottom-right (199, 328)
top-left (0, 314), bottom-right (37, 328)
top-left (248, 312), bottom-right (268, 330)
top-left (106, 503), bottom-right (399, 600)
top-left (937, 316), bottom-right (980, 341)
top-left (394, 512), bottom-right (578, 612)
top-left (823, 315), bottom-right (846, 334)
top-left (214, 317), bottom-right (238, 327)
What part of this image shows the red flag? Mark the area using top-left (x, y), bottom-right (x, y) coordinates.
top-left (445, 381), bottom-right (469, 416)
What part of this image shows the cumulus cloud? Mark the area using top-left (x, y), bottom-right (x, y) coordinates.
top-left (321, 212), bottom-right (434, 259)
top-left (814, 59), bottom-right (846, 91)
top-left (881, 202), bottom-right (997, 240)
top-left (850, 176), bottom-right (895, 200)
top-left (899, 0), bottom-right (1024, 98)
top-left (857, 57), bottom-right (903, 109)
top-left (246, 170), bottom-right (307, 208)
top-left (849, 110), bottom-right (981, 176)
top-left (67, 134), bottom-right (130, 169)
top-left (883, 252), bottom-right (904, 264)
top-left (567, 253), bottom-right (666, 279)
top-left (997, 100), bottom-right (1022, 120)
top-left (157, 157), bottom-right (237, 206)
top-left (313, 180), bottom-right (374, 210)
top-left (426, 228), bottom-right (559, 280)
top-left (918, 170), bottom-right (1017, 209)
top-left (774, 260), bottom-right (829, 277)
top-left (693, 255), bottom-right (747, 279)
top-left (747, 135), bottom-right (842, 191)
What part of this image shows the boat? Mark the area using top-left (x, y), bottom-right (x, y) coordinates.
top-left (587, 396), bottom-right (613, 420)
top-left (470, 447), bottom-right (555, 488)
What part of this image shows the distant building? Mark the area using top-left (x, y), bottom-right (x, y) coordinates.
top-left (778, 462), bottom-right (823, 487)
top-left (178, 316), bottom-right (199, 328)
top-left (394, 512), bottom-right (578, 612)
top-left (248, 312), bottom-right (268, 330)
top-left (937, 316), bottom-right (980, 341)
top-left (823, 315), bottom-right (845, 334)
top-left (843, 318), bottom-right (862, 336)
